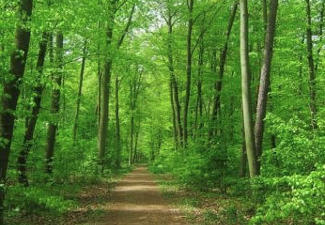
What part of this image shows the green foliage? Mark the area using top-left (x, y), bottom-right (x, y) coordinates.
top-left (251, 165), bottom-right (325, 225)
top-left (6, 185), bottom-right (75, 215)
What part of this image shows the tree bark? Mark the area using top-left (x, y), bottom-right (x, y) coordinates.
top-left (315, 1), bottom-right (324, 72)
top-left (0, 0), bottom-right (33, 223)
top-left (240, 0), bottom-right (258, 177)
top-left (45, 33), bottom-right (63, 175)
top-left (73, 43), bottom-right (87, 144)
top-left (170, 79), bottom-right (178, 146)
top-left (183, 0), bottom-right (194, 146)
top-left (167, 14), bottom-right (183, 146)
top-left (115, 76), bottom-right (121, 168)
top-left (210, 2), bottom-right (238, 137)
top-left (305, 0), bottom-right (317, 130)
top-left (254, 0), bottom-right (278, 173)
top-left (98, 2), bottom-right (115, 171)
top-left (17, 32), bottom-right (49, 186)
top-left (194, 36), bottom-right (204, 137)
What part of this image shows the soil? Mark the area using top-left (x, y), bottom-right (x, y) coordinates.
top-left (93, 167), bottom-right (187, 225)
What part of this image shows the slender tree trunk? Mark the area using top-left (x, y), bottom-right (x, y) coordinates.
top-left (167, 13), bottom-right (183, 146)
top-left (115, 76), bottom-right (121, 168)
top-left (262, 0), bottom-right (268, 33)
top-left (45, 33), bottom-right (63, 175)
top-left (240, 0), bottom-right (258, 177)
top-left (210, 2), bottom-right (238, 137)
top-left (315, 1), bottom-right (324, 72)
top-left (129, 114), bottom-right (134, 165)
top-left (170, 80), bottom-right (178, 146)
top-left (305, 0), bottom-right (317, 129)
top-left (17, 32), bottom-right (49, 186)
top-left (133, 122), bottom-right (140, 164)
top-left (183, 0), bottom-right (194, 146)
top-left (0, 0), bottom-right (33, 222)
top-left (73, 43), bottom-right (87, 144)
top-left (254, 0), bottom-right (278, 173)
top-left (195, 37), bottom-right (204, 137)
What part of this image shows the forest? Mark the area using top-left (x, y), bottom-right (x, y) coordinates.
top-left (0, 0), bottom-right (324, 224)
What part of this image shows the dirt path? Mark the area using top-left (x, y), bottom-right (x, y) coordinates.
top-left (98, 167), bottom-right (187, 225)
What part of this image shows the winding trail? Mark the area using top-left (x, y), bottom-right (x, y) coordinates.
top-left (100, 167), bottom-right (187, 225)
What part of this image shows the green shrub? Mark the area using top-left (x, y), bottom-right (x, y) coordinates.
top-left (251, 165), bottom-right (325, 225)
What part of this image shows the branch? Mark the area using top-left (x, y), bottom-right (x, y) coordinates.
top-left (117, 4), bottom-right (136, 48)
top-left (115, 0), bottom-right (128, 13)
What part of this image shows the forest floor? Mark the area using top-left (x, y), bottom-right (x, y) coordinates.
top-left (155, 174), bottom-right (254, 225)
top-left (9, 167), bottom-right (187, 225)
top-left (86, 166), bottom-right (188, 225)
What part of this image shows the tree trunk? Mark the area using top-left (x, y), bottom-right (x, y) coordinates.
top-left (170, 79), bottom-right (178, 146)
top-left (73, 43), bottom-right (87, 144)
top-left (210, 2), bottom-right (238, 137)
top-left (183, 0), bottom-right (194, 146)
top-left (305, 0), bottom-right (317, 130)
top-left (254, 0), bottom-right (278, 173)
top-left (129, 114), bottom-right (134, 165)
top-left (45, 33), bottom-right (63, 175)
top-left (194, 37), bottom-right (204, 137)
top-left (0, 0), bottom-right (33, 223)
top-left (167, 16), bottom-right (183, 146)
top-left (98, 4), bottom-right (115, 171)
top-left (115, 76), bottom-right (121, 168)
top-left (239, 0), bottom-right (258, 178)
top-left (315, 1), bottom-right (324, 72)
top-left (17, 32), bottom-right (49, 186)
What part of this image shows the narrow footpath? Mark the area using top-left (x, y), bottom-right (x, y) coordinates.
top-left (100, 167), bottom-right (187, 225)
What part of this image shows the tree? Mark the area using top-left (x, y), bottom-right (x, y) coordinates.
top-left (183, 0), bottom-right (194, 146)
top-left (73, 42), bottom-right (87, 144)
top-left (305, 0), bottom-right (317, 130)
top-left (45, 33), bottom-right (64, 175)
top-left (17, 32), bottom-right (49, 186)
top-left (239, 0), bottom-right (258, 177)
top-left (0, 0), bottom-right (33, 223)
top-left (254, 0), bottom-right (279, 172)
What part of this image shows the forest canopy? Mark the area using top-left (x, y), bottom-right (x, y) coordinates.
top-left (0, 0), bottom-right (324, 224)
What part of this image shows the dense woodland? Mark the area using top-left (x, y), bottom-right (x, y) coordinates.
top-left (0, 0), bottom-right (324, 224)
